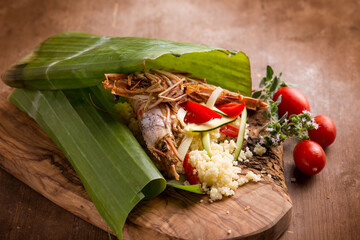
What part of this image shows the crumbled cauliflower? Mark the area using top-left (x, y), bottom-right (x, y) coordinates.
top-left (238, 171), bottom-right (262, 186)
top-left (209, 128), bottom-right (221, 141)
top-left (237, 147), bottom-right (253, 161)
top-left (189, 148), bottom-right (241, 201)
top-left (245, 147), bottom-right (253, 158)
top-left (246, 171), bottom-right (262, 182)
top-left (187, 123), bottom-right (262, 201)
top-left (254, 143), bottom-right (267, 156)
top-left (220, 140), bottom-right (237, 154)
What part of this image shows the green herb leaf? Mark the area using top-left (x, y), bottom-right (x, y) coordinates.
top-left (259, 77), bottom-right (267, 88)
top-left (270, 76), bottom-right (279, 93)
top-left (251, 90), bottom-right (262, 98)
top-left (256, 66), bottom-right (318, 146)
top-left (266, 65), bottom-right (274, 80)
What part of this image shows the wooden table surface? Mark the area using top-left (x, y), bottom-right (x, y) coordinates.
top-left (0, 0), bottom-right (359, 239)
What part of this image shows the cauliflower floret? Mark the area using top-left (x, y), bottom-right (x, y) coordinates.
top-left (254, 143), bottom-right (267, 156)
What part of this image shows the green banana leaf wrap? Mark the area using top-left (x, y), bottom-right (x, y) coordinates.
top-left (2, 32), bottom-right (252, 239)
top-left (9, 86), bottom-right (166, 239)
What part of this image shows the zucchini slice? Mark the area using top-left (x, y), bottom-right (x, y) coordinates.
top-left (212, 106), bottom-right (229, 117)
top-left (184, 116), bottom-right (236, 133)
top-left (201, 132), bottom-right (212, 157)
top-left (234, 107), bottom-right (247, 160)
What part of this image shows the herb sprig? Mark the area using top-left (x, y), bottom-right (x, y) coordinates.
top-left (252, 66), bottom-right (287, 120)
top-left (255, 66), bottom-right (318, 146)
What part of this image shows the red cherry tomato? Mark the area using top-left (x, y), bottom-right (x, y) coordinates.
top-left (183, 154), bottom-right (201, 185)
top-left (273, 87), bottom-right (310, 118)
top-left (308, 115), bottom-right (336, 148)
top-left (184, 112), bottom-right (214, 125)
top-left (181, 101), bottom-right (222, 124)
top-left (220, 124), bottom-right (239, 138)
top-left (293, 140), bottom-right (326, 176)
top-left (215, 103), bottom-right (245, 118)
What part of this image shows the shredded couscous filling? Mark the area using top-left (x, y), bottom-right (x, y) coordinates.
top-left (117, 101), bottom-right (266, 202)
top-left (188, 120), bottom-right (263, 202)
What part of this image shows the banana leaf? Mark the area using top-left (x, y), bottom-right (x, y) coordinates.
top-left (9, 85), bottom-right (166, 239)
top-left (2, 33), bottom-right (253, 239)
top-left (2, 32), bottom-right (252, 96)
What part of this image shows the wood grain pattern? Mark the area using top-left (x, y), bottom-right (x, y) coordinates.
top-left (0, 88), bottom-right (110, 231)
top-left (0, 87), bottom-right (291, 239)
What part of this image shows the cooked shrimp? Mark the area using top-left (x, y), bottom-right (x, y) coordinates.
top-left (130, 99), bottom-right (182, 180)
top-left (102, 70), bottom-right (268, 180)
top-left (103, 70), bottom-right (267, 111)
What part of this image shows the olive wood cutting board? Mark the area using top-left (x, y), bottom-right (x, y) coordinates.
top-left (0, 88), bottom-right (292, 240)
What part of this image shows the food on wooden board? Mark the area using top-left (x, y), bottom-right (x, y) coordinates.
top-left (0, 32), bottom-right (286, 238)
top-left (103, 70), bottom-right (268, 201)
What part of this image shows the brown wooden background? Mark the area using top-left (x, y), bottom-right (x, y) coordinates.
top-left (0, 0), bottom-right (359, 239)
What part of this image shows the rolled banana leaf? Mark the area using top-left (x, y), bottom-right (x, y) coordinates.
top-left (2, 33), bottom-right (253, 239)
top-left (9, 85), bottom-right (166, 239)
top-left (2, 32), bottom-right (252, 96)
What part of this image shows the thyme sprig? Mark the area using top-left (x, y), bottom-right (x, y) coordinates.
top-left (255, 66), bottom-right (318, 146)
